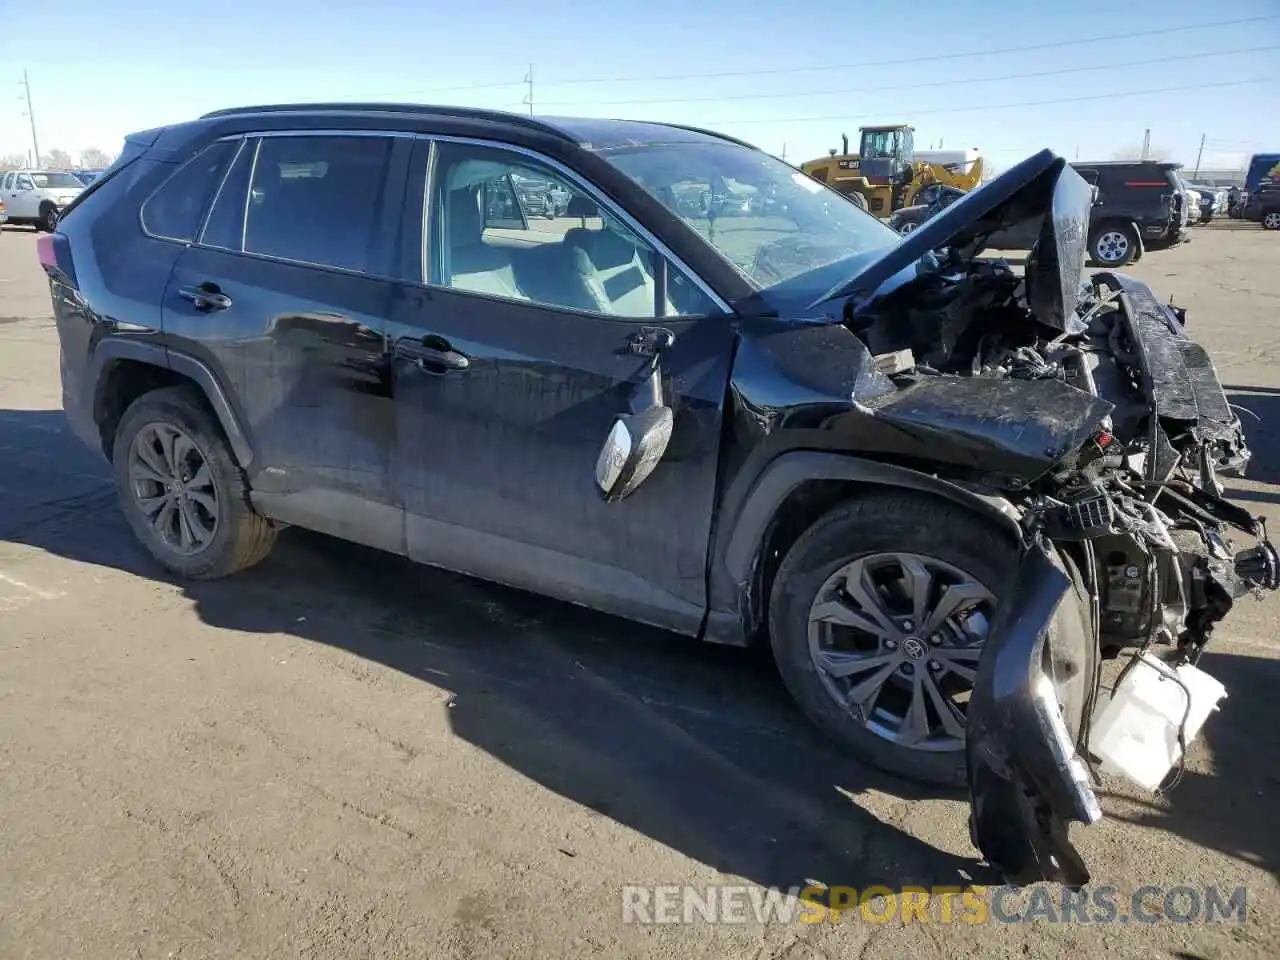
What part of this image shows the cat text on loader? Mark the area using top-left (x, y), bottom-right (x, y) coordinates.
top-left (800, 124), bottom-right (985, 216)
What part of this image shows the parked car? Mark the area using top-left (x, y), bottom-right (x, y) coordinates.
top-left (75, 169), bottom-right (105, 186)
top-left (1240, 152), bottom-right (1280, 221)
top-left (1179, 177), bottom-right (1201, 226)
top-left (1227, 185), bottom-right (1245, 218)
top-left (979, 160), bottom-right (1189, 266)
top-left (1188, 182), bottom-right (1225, 223)
top-left (886, 184), bottom-right (967, 234)
top-left (41, 105), bottom-right (1277, 887)
top-left (1256, 182), bottom-right (1280, 230)
top-left (1, 169), bottom-right (84, 230)
top-left (0, 198), bottom-right (7, 226)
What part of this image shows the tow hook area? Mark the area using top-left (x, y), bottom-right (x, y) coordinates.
top-left (966, 541), bottom-right (1101, 888)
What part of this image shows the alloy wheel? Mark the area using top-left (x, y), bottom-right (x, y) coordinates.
top-left (127, 421), bottom-right (220, 556)
top-left (1095, 230), bottom-right (1129, 264)
top-left (899, 221), bottom-right (919, 235)
top-left (1264, 212), bottom-right (1280, 230)
top-left (807, 552), bottom-right (995, 751)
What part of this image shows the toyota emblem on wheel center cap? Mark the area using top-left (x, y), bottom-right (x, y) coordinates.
top-left (902, 637), bottom-right (927, 660)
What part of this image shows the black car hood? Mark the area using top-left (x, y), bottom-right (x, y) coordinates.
top-left (812, 149), bottom-right (1092, 332)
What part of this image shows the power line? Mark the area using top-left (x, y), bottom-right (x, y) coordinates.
top-left (535, 45), bottom-right (1278, 107)
top-left (265, 14), bottom-right (1277, 107)
top-left (537, 15), bottom-right (1279, 86)
top-left (695, 76), bottom-right (1274, 127)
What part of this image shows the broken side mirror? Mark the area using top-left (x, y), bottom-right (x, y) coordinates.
top-left (594, 403), bottom-right (674, 503)
top-left (594, 330), bottom-right (675, 503)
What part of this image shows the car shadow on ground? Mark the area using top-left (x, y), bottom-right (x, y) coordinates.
top-left (1222, 387), bottom-right (1280, 506)
top-left (0, 407), bottom-right (994, 894)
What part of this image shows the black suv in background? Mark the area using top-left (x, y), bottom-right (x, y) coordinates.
top-left (40, 104), bottom-right (1277, 887)
top-left (1070, 160), bottom-right (1188, 266)
top-left (980, 160), bottom-right (1188, 266)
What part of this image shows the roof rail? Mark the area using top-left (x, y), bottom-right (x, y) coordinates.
top-left (198, 102), bottom-right (570, 138)
top-left (657, 122), bottom-right (759, 151)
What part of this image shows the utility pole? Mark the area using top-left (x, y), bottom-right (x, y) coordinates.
top-left (20, 69), bottom-right (40, 168)
top-left (1141, 128), bottom-right (1150, 161)
top-left (1074, 143), bottom-right (1079, 161)
top-left (781, 141), bottom-right (786, 161)
top-left (1193, 133), bottom-right (1206, 178)
top-left (523, 63), bottom-right (534, 116)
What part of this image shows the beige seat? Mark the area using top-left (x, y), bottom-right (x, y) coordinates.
top-left (563, 197), bottom-right (670, 317)
top-left (446, 187), bottom-right (526, 301)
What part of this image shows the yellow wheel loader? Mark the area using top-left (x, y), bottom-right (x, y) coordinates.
top-left (801, 125), bottom-right (984, 217)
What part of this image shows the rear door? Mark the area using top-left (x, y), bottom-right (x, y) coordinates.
top-left (161, 132), bottom-right (413, 552)
top-left (386, 137), bottom-right (736, 633)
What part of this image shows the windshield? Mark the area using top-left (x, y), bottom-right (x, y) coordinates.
top-left (30, 172), bottom-right (84, 189)
top-left (861, 130), bottom-right (897, 159)
top-left (599, 141), bottom-right (900, 290)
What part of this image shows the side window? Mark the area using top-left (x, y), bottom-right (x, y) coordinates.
top-left (1, 173), bottom-right (9, 190)
top-left (16, 174), bottom-right (33, 190)
top-left (201, 138), bottom-right (258, 251)
top-left (242, 135), bottom-right (394, 273)
top-left (429, 141), bottom-right (718, 318)
top-left (1076, 169), bottom-right (1099, 186)
top-left (140, 140), bottom-right (237, 242)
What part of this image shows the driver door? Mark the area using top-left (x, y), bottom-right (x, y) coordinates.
top-left (387, 138), bottom-right (736, 634)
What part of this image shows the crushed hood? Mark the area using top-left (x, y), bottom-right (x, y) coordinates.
top-left (812, 149), bottom-right (1092, 332)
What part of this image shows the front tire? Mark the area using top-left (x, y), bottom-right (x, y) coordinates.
top-left (112, 386), bottom-right (277, 579)
top-left (1089, 222), bottom-right (1139, 267)
top-left (769, 493), bottom-right (1094, 788)
top-left (1262, 211), bottom-right (1280, 231)
top-left (37, 203), bottom-right (58, 233)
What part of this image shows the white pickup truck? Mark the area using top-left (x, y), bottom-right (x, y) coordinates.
top-left (0, 169), bottom-right (84, 231)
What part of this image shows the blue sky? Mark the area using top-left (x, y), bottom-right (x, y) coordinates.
top-left (1, 0), bottom-right (1275, 171)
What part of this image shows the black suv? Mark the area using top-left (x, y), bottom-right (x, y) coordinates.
top-left (976, 160), bottom-right (1189, 266)
top-left (1070, 160), bottom-right (1189, 266)
top-left (42, 104), bottom-right (1277, 886)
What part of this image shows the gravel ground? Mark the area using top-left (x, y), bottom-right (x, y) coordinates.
top-left (0, 221), bottom-right (1276, 959)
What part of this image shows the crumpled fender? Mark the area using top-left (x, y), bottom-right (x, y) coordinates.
top-left (966, 540), bottom-right (1101, 887)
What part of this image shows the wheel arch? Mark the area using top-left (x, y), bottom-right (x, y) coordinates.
top-left (702, 452), bottom-right (1024, 647)
top-left (89, 339), bottom-right (254, 468)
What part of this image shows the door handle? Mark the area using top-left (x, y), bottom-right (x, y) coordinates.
top-left (178, 284), bottom-right (232, 312)
top-left (395, 337), bottom-right (470, 373)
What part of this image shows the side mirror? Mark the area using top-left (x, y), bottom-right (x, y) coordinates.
top-left (594, 405), bottom-right (674, 503)
top-left (594, 344), bottom-right (675, 503)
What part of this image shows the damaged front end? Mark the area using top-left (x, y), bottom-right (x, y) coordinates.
top-left (813, 150), bottom-right (1279, 885)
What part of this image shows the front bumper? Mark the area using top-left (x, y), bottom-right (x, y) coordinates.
top-left (967, 542), bottom-right (1101, 887)
top-left (966, 273), bottom-right (1277, 885)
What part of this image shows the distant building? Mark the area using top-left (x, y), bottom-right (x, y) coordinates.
top-left (1186, 168), bottom-right (1246, 187)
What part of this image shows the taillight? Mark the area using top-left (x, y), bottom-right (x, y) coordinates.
top-left (36, 234), bottom-right (56, 271)
top-left (36, 232), bottom-right (76, 288)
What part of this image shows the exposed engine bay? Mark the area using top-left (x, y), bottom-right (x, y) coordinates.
top-left (855, 258), bottom-right (1278, 666)
top-left (807, 150), bottom-right (1280, 886)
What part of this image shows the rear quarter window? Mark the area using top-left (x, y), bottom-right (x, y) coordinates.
top-left (140, 140), bottom-right (238, 242)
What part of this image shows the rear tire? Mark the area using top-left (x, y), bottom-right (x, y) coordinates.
top-left (1089, 222), bottom-right (1138, 267)
top-left (1262, 211), bottom-right (1280, 231)
top-left (112, 386), bottom-right (276, 579)
top-left (37, 203), bottom-right (58, 233)
top-left (847, 191), bottom-right (870, 212)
